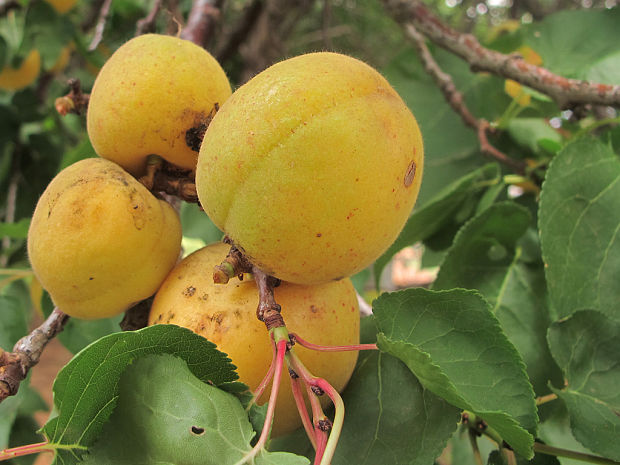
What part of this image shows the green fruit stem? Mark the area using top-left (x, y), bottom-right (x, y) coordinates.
top-left (290, 375), bottom-right (317, 449)
top-left (290, 332), bottom-right (378, 352)
top-left (0, 442), bottom-right (53, 461)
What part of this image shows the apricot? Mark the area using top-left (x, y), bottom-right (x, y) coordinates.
top-left (0, 50), bottom-right (41, 91)
top-left (28, 158), bottom-right (182, 319)
top-left (148, 242), bottom-right (360, 436)
top-left (44, 0), bottom-right (77, 13)
top-left (87, 34), bottom-right (232, 176)
top-left (196, 52), bottom-right (424, 284)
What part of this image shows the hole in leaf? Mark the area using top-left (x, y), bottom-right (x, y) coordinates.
top-left (191, 426), bottom-right (205, 436)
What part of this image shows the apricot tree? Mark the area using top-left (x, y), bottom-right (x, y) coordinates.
top-left (0, 1), bottom-right (619, 465)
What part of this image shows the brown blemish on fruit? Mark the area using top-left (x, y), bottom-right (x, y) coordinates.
top-left (183, 286), bottom-right (196, 297)
top-left (316, 233), bottom-right (322, 237)
top-left (404, 160), bottom-right (417, 187)
top-left (310, 305), bottom-right (319, 313)
top-left (184, 103), bottom-right (220, 152)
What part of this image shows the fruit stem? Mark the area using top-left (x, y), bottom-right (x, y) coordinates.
top-left (290, 333), bottom-right (378, 352)
top-left (533, 443), bottom-right (620, 465)
top-left (290, 375), bottom-right (317, 449)
top-left (287, 349), bottom-right (344, 465)
top-left (313, 430), bottom-right (328, 465)
top-left (246, 340), bottom-right (277, 411)
top-left (0, 442), bottom-right (53, 461)
top-left (233, 338), bottom-right (287, 465)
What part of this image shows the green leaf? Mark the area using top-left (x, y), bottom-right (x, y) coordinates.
top-left (547, 310), bottom-right (620, 460)
top-left (22, 2), bottom-right (74, 69)
top-left (374, 288), bottom-right (537, 458)
top-left (333, 349), bottom-right (460, 465)
top-left (81, 355), bottom-right (308, 465)
top-left (434, 202), bottom-right (562, 394)
top-left (507, 119), bottom-right (562, 155)
top-left (524, 9), bottom-right (620, 79)
top-left (180, 202), bottom-right (224, 244)
top-left (373, 163), bottom-right (500, 287)
top-left (0, 218), bottom-right (30, 239)
top-left (41, 324), bottom-right (239, 463)
top-left (0, 294), bottom-right (28, 351)
top-left (585, 50), bottom-right (620, 86)
top-left (538, 138), bottom-right (620, 322)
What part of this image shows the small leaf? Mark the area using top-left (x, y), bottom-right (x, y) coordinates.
top-left (374, 288), bottom-right (537, 458)
top-left (547, 310), bottom-right (620, 460)
top-left (41, 324), bottom-right (239, 462)
top-left (434, 202), bottom-right (562, 394)
top-left (333, 349), bottom-right (460, 465)
top-left (0, 294), bottom-right (28, 351)
top-left (374, 163), bottom-right (500, 287)
top-left (507, 119), bottom-right (562, 154)
top-left (81, 355), bottom-right (308, 465)
top-left (539, 138), bottom-right (620, 322)
top-left (0, 219), bottom-right (30, 239)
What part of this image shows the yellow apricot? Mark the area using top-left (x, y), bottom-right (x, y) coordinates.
top-left (44, 0), bottom-right (78, 13)
top-left (196, 52), bottom-right (424, 284)
top-left (48, 43), bottom-right (73, 73)
top-left (0, 50), bottom-right (41, 91)
top-left (87, 34), bottom-right (232, 176)
top-left (28, 158), bottom-right (182, 319)
top-left (148, 242), bottom-right (360, 436)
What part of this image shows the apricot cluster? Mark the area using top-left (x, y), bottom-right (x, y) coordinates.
top-left (28, 35), bottom-right (424, 438)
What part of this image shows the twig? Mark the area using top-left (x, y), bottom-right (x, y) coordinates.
top-left (253, 266), bottom-right (284, 330)
top-left (534, 443), bottom-right (620, 465)
top-left (406, 23), bottom-right (526, 175)
top-left (55, 79), bottom-right (90, 116)
top-left (136, 0), bottom-right (164, 36)
top-left (89, 0), bottom-right (113, 51)
top-left (180, 0), bottom-right (223, 47)
top-left (383, 0), bottom-right (620, 109)
top-left (0, 308), bottom-right (69, 404)
top-left (215, 0), bottom-right (263, 64)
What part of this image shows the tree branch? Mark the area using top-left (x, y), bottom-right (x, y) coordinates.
top-left (88, 0), bottom-right (113, 51)
top-left (180, 0), bottom-right (224, 48)
top-left (406, 23), bottom-right (526, 175)
top-left (383, 0), bottom-right (620, 109)
top-left (0, 309), bottom-right (69, 404)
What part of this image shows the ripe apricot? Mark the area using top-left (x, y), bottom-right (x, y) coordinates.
top-left (148, 242), bottom-right (360, 436)
top-left (44, 0), bottom-right (78, 13)
top-left (28, 158), bottom-right (182, 319)
top-left (0, 50), bottom-right (41, 91)
top-left (196, 52), bottom-right (424, 284)
top-left (87, 34), bottom-right (232, 176)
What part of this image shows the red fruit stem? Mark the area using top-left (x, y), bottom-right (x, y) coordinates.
top-left (233, 338), bottom-right (287, 465)
top-left (290, 376), bottom-right (317, 449)
top-left (313, 430), bottom-right (328, 465)
top-left (286, 350), bottom-right (345, 465)
top-left (290, 333), bottom-right (378, 352)
top-left (0, 442), bottom-right (53, 461)
top-left (246, 339), bottom-right (277, 410)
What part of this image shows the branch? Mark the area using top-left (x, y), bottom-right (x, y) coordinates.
top-left (383, 0), bottom-right (620, 109)
top-left (136, 0), bottom-right (164, 36)
top-left (88, 0), bottom-right (113, 51)
top-left (55, 79), bottom-right (89, 117)
top-left (215, 0), bottom-right (263, 64)
top-left (406, 23), bottom-right (526, 175)
top-left (0, 309), bottom-right (69, 403)
top-left (180, 0), bottom-right (223, 47)
top-left (253, 266), bottom-right (284, 330)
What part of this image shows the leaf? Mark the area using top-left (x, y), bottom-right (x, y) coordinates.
top-left (81, 355), bottom-right (308, 465)
top-left (585, 50), bottom-right (620, 86)
top-left (507, 119), bottom-right (562, 155)
top-left (538, 138), bottom-right (620, 322)
top-left (0, 219), bottom-right (30, 239)
top-left (41, 324), bottom-right (239, 463)
top-left (538, 402), bottom-right (594, 465)
top-left (0, 295), bottom-right (28, 351)
top-left (22, 2), bottom-right (74, 69)
top-left (373, 163), bottom-right (501, 287)
top-left (434, 202), bottom-right (562, 394)
top-left (547, 310), bottom-right (620, 460)
top-left (374, 288), bottom-right (537, 458)
top-left (180, 202), bottom-right (224, 244)
top-left (524, 9), bottom-right (620, 79)
top-left (332, 349), bottom-right (460, 465)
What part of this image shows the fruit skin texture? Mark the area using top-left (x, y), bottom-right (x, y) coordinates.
top-left (148, 242), bottom-right (360, 436)
top-left (196, 52), bottom-right (424, 285)
top-left (0, 50), bottom-right (41, 91)
top-left (87, 34), bottom-right (232, 176)
top-left (28, 158), bottom-right (182, 319)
